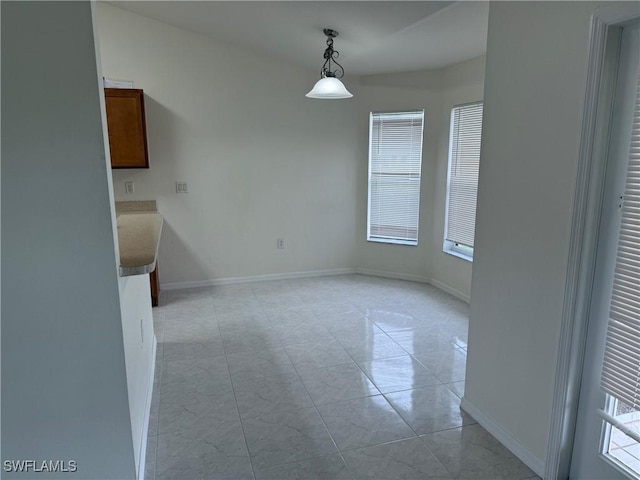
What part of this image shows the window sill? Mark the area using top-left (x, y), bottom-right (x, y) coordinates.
top-left (368, 237), bottom-right (418, 247)
top-left (443, 248), bottom-right (473, 263)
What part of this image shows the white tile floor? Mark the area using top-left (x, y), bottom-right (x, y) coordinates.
top-left (145, 274), bottom-right (540, 480)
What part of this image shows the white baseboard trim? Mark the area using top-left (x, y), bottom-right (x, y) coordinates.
top-left (354, 267), bottom-right (431, 284)
top-left (160, 268), bottom-right (357, 290)
top-left (137, 334), bottom-right (157, 480)
top-left (161, 268), bottom-right (472, 306)
top-left (354, 269), bottom-right (471, 304)
top-left (429, 278), bottom-right (470, 304)
top-left (460, 397), bottom-right (545, 477)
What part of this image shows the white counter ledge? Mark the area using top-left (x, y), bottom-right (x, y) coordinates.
top-left (116, 212), bottom-right (163, 277)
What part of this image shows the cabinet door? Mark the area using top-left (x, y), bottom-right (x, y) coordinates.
top-left (105, 88), bottom-right (149, 168)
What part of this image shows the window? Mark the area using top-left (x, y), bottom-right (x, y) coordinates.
top-left (444, 102), bottom-right (483, 261)
top-left (367, 110), bottom-right (424, 246)
top-left (599, 72), bottom-right (640, 477)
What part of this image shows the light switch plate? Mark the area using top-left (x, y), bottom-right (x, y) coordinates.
top-left (176, 181), bottom-right (188, 193)
top-left (125, 181), bottom-right (135, 195)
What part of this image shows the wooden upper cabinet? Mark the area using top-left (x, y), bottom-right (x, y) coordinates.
top-left (105, 88), bottom-right (149, 169)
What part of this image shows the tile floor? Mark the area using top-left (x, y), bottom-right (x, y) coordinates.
top-left (145, 274), bottom-right (540, 480)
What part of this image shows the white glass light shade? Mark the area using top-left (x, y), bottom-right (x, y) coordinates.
top-left (305, 77), bottom-right (353, 99)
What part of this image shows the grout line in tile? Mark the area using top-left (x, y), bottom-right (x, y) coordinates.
top-left (340, 434), bottom-right (434, 454)
top-left (313, 396), bottom-right (419, 452)
top-left (250, 432), bottom-right (427, 474)
top-left (250, 450), bottom-right (352, 476)
top-left (212, 298), bottom-right (258, 480)
top-left (336, 452), bottom-right (357, 480)
top-left (277, 305), bottom-right (344, 458)
top-left (304, 310), bottom-right (428, 456)
top-left (377, 389), bottom-right (436, 441)
top-left (416, 435), bottom-right (459, 479)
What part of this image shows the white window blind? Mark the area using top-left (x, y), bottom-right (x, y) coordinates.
top-left (445, 102), bottom-right (483, 250)
top-left (367, 111), bottom-right (424, 245)
top-left (601, 73), bottom-right (640, 412)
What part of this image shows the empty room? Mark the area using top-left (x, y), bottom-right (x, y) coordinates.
top-left (2, 1), bottom-right (639, 480)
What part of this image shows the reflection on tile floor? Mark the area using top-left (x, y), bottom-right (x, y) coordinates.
top-left (145, 274), bottom-right (538, 479)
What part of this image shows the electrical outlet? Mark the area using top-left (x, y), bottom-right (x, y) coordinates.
top-left (277, 238), bottom-right (284, 249)
top-left (125, 181), bottom-right (135, 195)
top-left (176, 181), bottom-right (188, 193)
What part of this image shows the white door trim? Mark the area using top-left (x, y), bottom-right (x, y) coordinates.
top-left (546, 4), bottom-right (640, 479)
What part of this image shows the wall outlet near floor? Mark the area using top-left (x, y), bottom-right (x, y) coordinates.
top-left (125, 181), bottom-right (135, 195)
top-left (176, 181), bottom-right (188, 193)
top-left (277, 238), bottom-right (284, 249)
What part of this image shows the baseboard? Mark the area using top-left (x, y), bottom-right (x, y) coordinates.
top-left (460, 397), bottom-right (545, 477)
top-left (161, 268), bottom-right (472, 306)
top-left (160, 268), bottom-right (357, 290)
top-left (429, 278), bottom-right (470, 304)
top-left (136, 334), bottom-right (157, 480)
top-left (355, 268), bottom-right (431, 284)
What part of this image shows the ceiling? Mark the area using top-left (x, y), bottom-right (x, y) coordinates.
top-left (105, 1), bottom-right (489, 76)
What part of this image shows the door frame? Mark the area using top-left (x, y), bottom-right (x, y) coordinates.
top-left (546, 4), bottom-right (640, 480)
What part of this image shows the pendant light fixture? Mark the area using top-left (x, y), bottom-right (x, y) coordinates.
top-left (306, 29), bottom-right (353, 99)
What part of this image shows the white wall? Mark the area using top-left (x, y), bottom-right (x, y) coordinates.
top-left (464, 1), bottom-right (616, 472)
top-left (355, 59), bottom-right (485, 301)
top-left (354, 79), bottom-right (442, 283)
top-left (1, 2), bottom-right (135, 477)
top-left (96, 4), bottom-right (484, 298)
top-left (430, 57), bottom-right (485, 301)
top-left (118, 275), bottom-right (156, 477)
top-left (96, 3), bottom-right (360, 287)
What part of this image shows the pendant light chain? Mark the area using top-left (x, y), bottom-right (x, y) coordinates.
top-left (320, 29), bottom-right (345, 79)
